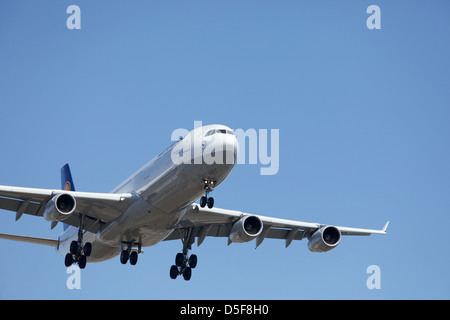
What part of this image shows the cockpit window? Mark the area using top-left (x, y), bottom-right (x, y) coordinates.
top-left (204, 128), bottom-right (235, 137)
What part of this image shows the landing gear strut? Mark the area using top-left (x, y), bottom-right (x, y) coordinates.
top-left (170, 228), bottom-right (197, 281)
top-left (64, 215), bottom-right (92, 269)
top-left (200, 178), bottom-right (215, 209)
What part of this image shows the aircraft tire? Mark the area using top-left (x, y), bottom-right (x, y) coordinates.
top-left (120, 250), bottom-right (129, 264)
top-left (200, 196), bottom-right (207, 208)
top-left (170, 265), bottom-right (179, 279)
top-left (78, 255), bottom-right (87, 269)
top-left (65, 253), bottom-right (74, 267)
top-left (83, 242), bottom-right (92, 257)
top-left (130, 251), bottom-right (138, 265)
top-left (183, 267), bottom-right (192, 281)
top-left (207, 197), bottom-right (214, 209)
top-left (175, 253), bottom-right (184, 267)
top-left (70, 241), bottom-right (79, 255)
top-left (188, 254), bottom-right (197, 269)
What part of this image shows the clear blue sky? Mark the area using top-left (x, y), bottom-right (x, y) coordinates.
top-left (0, 0), bottom-right (449, 299)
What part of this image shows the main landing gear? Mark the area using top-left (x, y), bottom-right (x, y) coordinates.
top-left (119, 242), bottom-right (141, 266)
top-left (64, 215), bottom-right (92, 269)
top-left (199, 178), bottom-right (215, 209)
top-left (65, 240), bottom-right (92, 269)
top-left (170, 228), bottom-right (197, 281)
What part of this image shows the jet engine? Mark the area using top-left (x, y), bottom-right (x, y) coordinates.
top-left (308, 226), bottom-right (341, 252)
top-left (43, 193), bottom-right (76, 222)
top-left (228, 215), bottom-right (263, 243)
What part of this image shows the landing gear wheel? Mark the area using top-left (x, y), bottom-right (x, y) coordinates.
top-left (78, 255), bottom-right (87, 269)
top-left (129, 251), bottom-right (138, 265)
top-left (120, 250), bottom-right (129, 264)
top-left (118, 242), bottom-right (142, 266)
top-left (183, 267), bottom-right (192, 281)
top-left (200, 196), bottom-right (207, 208)
top-left (207, 197), bottom-right (214, 209)
top-left (65, 253), bottom-right (74, 267)
top-left (188, 254), bottom-right (197, 269)
top-left (170, 265), bottom-right (179, 279)
top-left (200, 178), bottom-right (216, 209)
top-left (83, 243), bottom-right (92, 257)
top-left (70, 241), bottom-right (79, 255)
top-left (64, 215), bottom-right (92, 269)
top-left (170, 228), bottom-right (198, 280)
top-left (175, 253), bottom-right (184, 267)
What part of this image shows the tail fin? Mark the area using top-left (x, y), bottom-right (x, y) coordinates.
top-left (61, 164), bottom-right (75, 231)
top-left (61, 163), bottom-right (76, 191)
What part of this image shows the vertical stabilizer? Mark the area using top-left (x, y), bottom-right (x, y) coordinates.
top-left (61, 163), bottom-right (76, 192)
top-left (60, 164), bottom-right (75, 231)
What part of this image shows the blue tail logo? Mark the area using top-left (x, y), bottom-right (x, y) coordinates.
top-left (61, 163), bottom-right (75, 191)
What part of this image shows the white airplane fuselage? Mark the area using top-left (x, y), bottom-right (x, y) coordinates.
top-left (57, 125), bottom-right (238, 262)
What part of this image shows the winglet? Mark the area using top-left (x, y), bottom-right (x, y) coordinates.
top-left (382, 221), bottom-right (390, 233)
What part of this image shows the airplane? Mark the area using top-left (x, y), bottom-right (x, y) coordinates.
top-left (0, 124), bottom-right (388, 281)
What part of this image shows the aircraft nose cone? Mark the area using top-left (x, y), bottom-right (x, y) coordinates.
top-left (223, 133), bottom-right (238, 165)
top-left (202, 130), bottom-right (238, 165)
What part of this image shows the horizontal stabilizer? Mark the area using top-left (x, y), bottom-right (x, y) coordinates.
top-left (0, 233), bottom-right (58, 247)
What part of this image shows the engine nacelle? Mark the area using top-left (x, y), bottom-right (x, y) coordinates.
top-left (308, 226), bottom-right (341, 252)
top-left (228, 215), bottom-right (263, 243)
top-left (43, 193), bottom-right (76, 222)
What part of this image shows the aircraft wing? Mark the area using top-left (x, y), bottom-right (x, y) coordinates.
top-left (164, 204), bottom-right (389, 248)
top-left (0, 185), bottom-right (136, 232)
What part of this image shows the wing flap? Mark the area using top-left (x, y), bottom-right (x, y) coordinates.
top-left (266, 228), bottom-right (304, 241)
top-left (0, 197), bottom-right (41, 216)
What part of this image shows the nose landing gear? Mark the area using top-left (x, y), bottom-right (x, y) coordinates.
top-left (200, 178), bottom-right (216, 209)
top-left (200, 196), bottom-right (214, 209)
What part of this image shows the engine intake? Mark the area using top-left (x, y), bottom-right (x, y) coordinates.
top-left (308, 226), bottom-right (341, 252)
top-left (43, 193), bottom-right (76, 222)
top-left (228, 215), bottom-right (263, 243)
